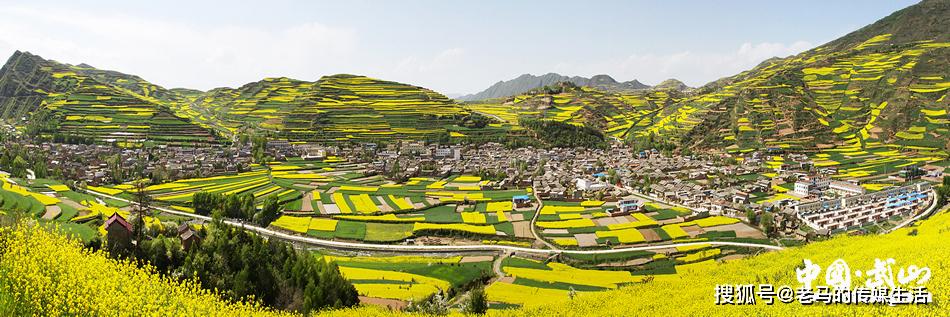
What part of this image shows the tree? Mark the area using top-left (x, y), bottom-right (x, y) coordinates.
top-left (256, 194), bottom-right (281, 226)
top-left (390, 159), bottom-right (401, 178)
top-left (746, 209), bottom-right (757, 225)
top-left (10, 155), bottom-right (27, 178)
top-left (408, 290), bottom-right (449, 315)
top-left (466, 286), bottom-right (488, 314)
top-left (32, 158), bottom-right (48, 179)
top-left (251, 135), bottom-right (268, 164)
top-left (131, 180), bottom-right (151, 249)
top-left (761, 212), bottom-right (775, 238)
top-left (180, 224), bottom-right (358, 314)
top-left (192, 191), bottom-right (220, 216)
top-left (107, 155), bottom-right (123, 183)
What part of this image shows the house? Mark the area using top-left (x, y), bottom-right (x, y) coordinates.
top-left (732, 191), bottom-right (750, 204)
top-left (829, 180), bottom-right (865, 196)
top-left (179, 227), bottom-right (202, 251)
top-left (512, 195), bottom-right (532, 208)
top-left (435, 147), bottom-right (461, 160)
top-left (609, 199), bottom-right (640, 216)
top-left (575, 178), bottom-right (607, 192)
top-left (104, 213), bottom-right (133, 249)
top-left (794, 180), bottom-right (813, 197)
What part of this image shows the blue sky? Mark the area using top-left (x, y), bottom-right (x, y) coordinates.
top-left (0, 0), bottom-right (918, 95)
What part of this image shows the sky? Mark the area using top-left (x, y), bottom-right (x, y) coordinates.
top-left (0, 0), bottom-right (919, 96)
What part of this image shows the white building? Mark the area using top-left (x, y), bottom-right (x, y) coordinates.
top-left (434, 147), bottom-right (461, 160)
top-left (794, 177), bottom-right (830, 196)
top-left (794, 182), bottom-right (932, 231)
top-left (794, 181), bottom-right (813, 196)
top-left (575, 178), bottom-right (607, 191)
top-left (829, 180), bottom-right (866, 196)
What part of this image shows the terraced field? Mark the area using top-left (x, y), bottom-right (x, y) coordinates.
top-left (320, 254), bottom-right (492, 305)
top-left (484, 240), bottom-right (763, 310)
top-left (187, 74), bottom-right (511, 143)
top-left (0, 51), bottom-right (217, 147)
top-left (0, 53), bottom-right (514, 145)
top-left (92, 159), bottom-right (536, 244)
top-left (535, 200), bottom-right (764, 248)
top-left (462, 19), bottom-right (948, 162)
top-left (464, 86), bottom-right (686, 140)
top-left (0, 174), bottom-right (158, 243)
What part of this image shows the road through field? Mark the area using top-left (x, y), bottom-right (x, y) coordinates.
top-left (81, 189), bottom-right (784, 255)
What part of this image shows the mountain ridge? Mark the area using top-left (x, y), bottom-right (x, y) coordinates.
top-left (457, 73), bottom-right (669, 101)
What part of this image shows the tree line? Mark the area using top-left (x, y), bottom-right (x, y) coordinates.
top-left (192, 191), bottom-right (280, 226)
top-left (519, 118), bottom-right (606, 148)
top-left (118, 218), bottom-right (359, 314)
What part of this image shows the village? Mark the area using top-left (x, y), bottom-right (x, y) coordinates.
top-left (3, 131), bottom-right (942, 246)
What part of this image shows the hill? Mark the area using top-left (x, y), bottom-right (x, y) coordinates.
top-left (0, 51), bottom-right (218, 146)
top-left (457, 73), bottom-right (652, 101)
top-left (653, 78), bottom-right (690, 91)
top-left (0, 53), bottom-right (508, 145)
top-left (644, 0), bottom-right (950, 154)
top-left (189, 74), bottom-right (497, 143)
top-left (465, 1), bottom-right (949, 156)
top-left (463, 81), bottom-right (688, 143)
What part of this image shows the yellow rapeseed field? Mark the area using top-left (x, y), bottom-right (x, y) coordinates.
top-left (504, 262), bottom-right (644, 289)
top-left (0, 223), bottom-right (290, 316)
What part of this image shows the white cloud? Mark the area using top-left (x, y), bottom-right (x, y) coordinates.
top-left (0, 5), bottom-right (357, 90)
top-left (553, 41), bottom-right (814, 87)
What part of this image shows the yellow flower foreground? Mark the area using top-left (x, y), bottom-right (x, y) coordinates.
top-left (0, 222), bottom-right (290, 316)
top-left (4, 206), bottom-right (949, 316)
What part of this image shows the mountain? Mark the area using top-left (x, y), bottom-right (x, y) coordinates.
top-left (647, 0), bottom-right (950, 154)
top-left (458, 73), bottom-right (583, 101)
top-left (462, 81), bottom-right (687, 143)
top-left (462, 0), bottom-right (949, 163)
top-left (457, 73), bottom-right (652, 101)
top-left (653, 78), bottom-right (690, 91)
top-left (0, 51), bottom-right (217, 146)
top-left (188, 74), bottom-right (492, 142)
top-left (0, 52), bottom-right (509, 145)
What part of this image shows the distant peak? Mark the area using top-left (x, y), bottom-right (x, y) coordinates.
top-left (588, 74), bottom-right (618, 84)
top-left (654, 78), bottom-right (690, 90)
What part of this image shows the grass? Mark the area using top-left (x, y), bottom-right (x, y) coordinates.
top-left (363, 222), bottom-right (413, 242)
top-left (332, 260), bottom-right (491, 289)
top-left (334, 221), bottom-right (367, 240)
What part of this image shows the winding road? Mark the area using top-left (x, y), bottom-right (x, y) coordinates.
top-left (529, 191), bottom-right (558, 250)
top-left (81, 189), bottom-right (784, 255)
top-left (885, 189), bottom-right (942, 234)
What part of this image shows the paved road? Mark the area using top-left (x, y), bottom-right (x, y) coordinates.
top-left (886, 189), bottom-right (942, 234)
top-left (82, 189), bottom-right (783, 255)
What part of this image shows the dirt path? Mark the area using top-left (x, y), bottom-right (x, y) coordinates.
top-left (300, 191), bottom-right (314, 212)
top-left (530, 192), bottom-right (558, 250)
top-left (358, 296), bottom-right (407, 310)
top-left (493, 252), bottom-right (508, 278)
top-left (41, 205), bottom-right (62, 220)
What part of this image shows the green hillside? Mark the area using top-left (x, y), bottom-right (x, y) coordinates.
top-left (463, 83), bottom-right (687, 142)
top-left (0, 54), bottom-right (513, 146)
top-left (0, 51), bottom-right (218, 146)
top-left (189, 74), bottom-right (508, 143)
top-left (464, 0), bottom-right (948, 154)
